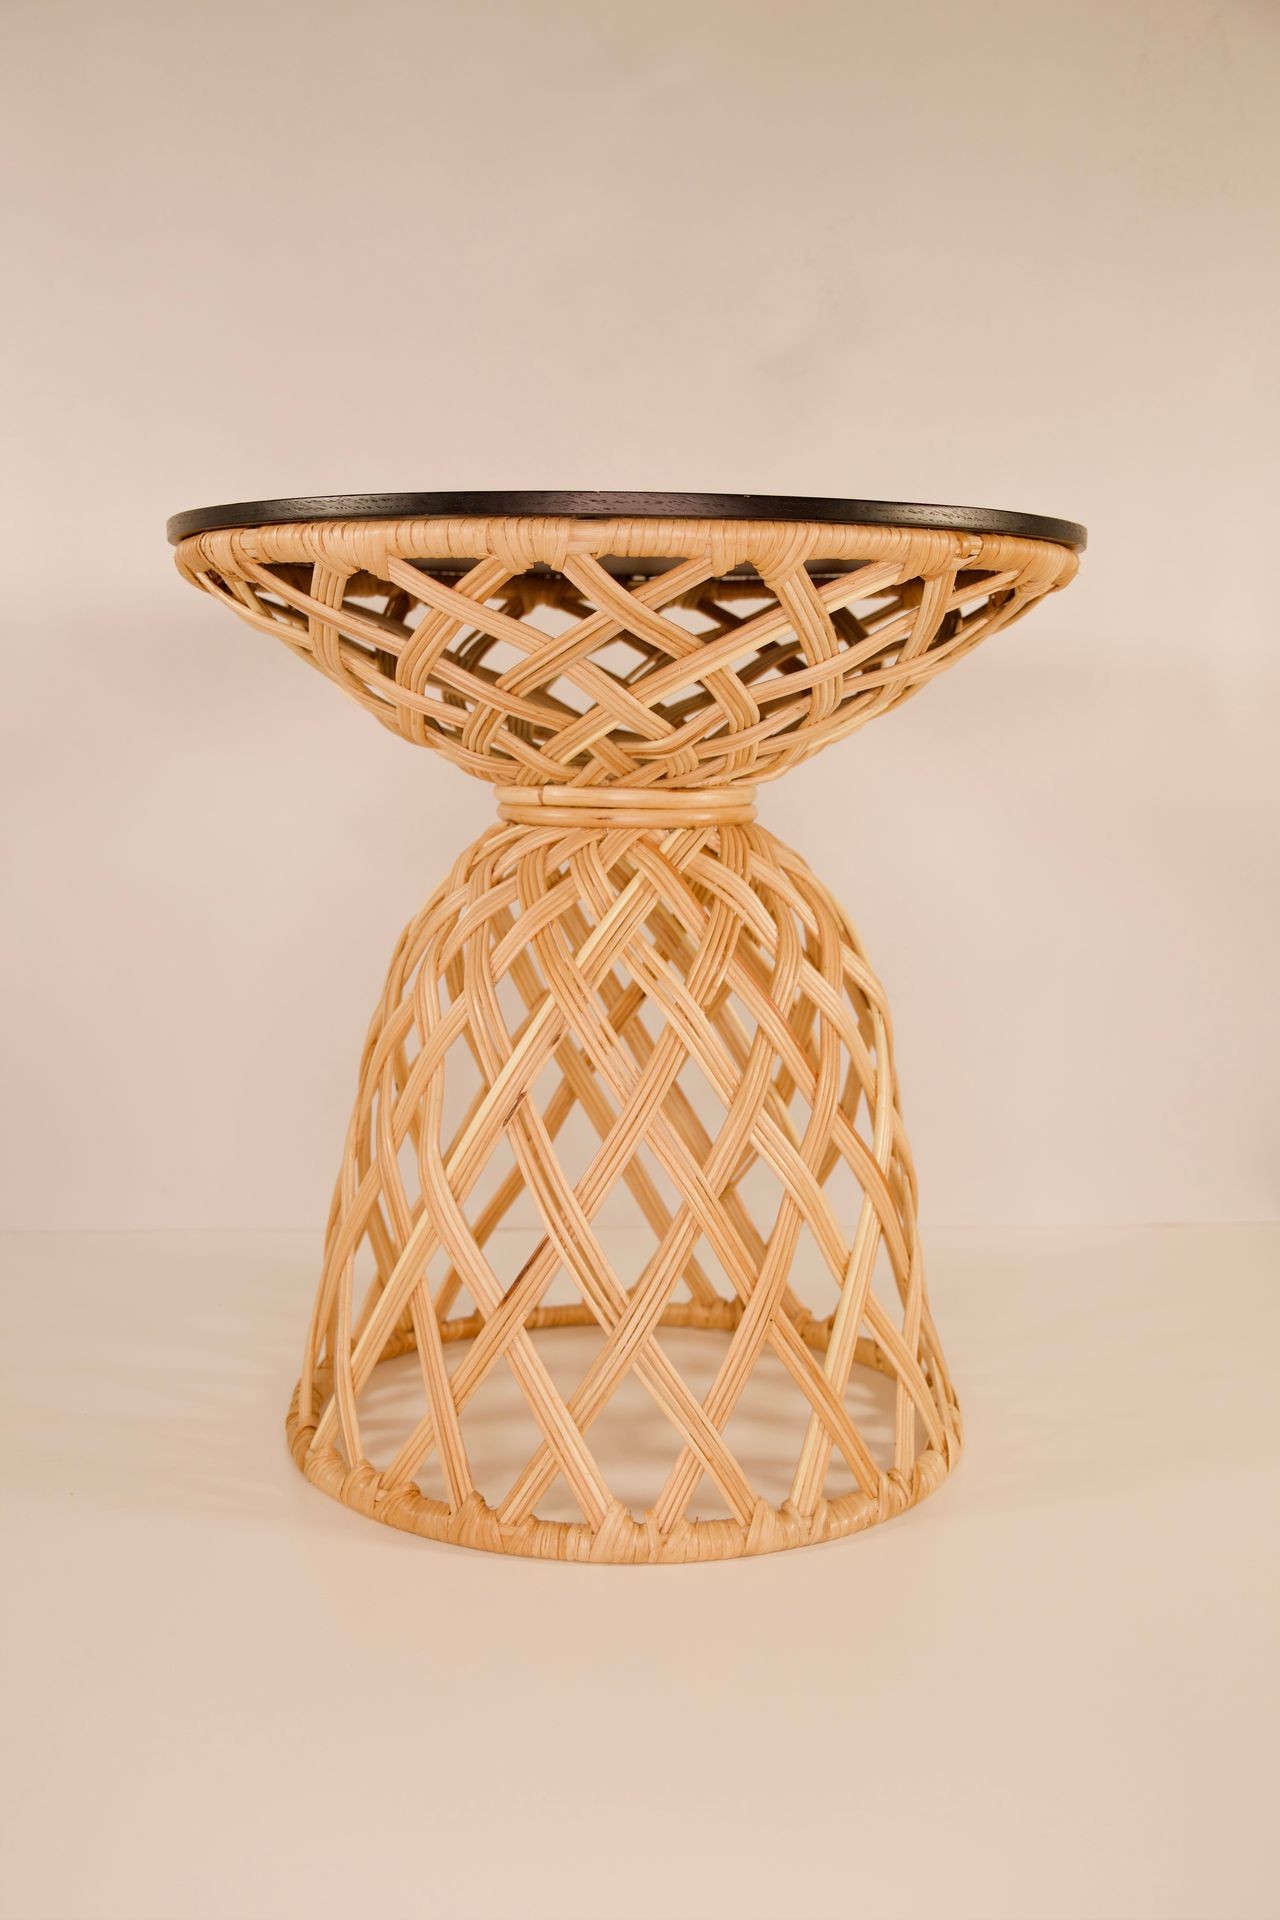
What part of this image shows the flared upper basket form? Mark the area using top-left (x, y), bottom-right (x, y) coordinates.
top-left (170, 501), bottom-right (1080, 789)
top-left (171, 497), bottom-right (1082, 1561)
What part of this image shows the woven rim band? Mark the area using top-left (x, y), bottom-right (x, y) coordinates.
top-left (496, 785), bottom-right (758, 829)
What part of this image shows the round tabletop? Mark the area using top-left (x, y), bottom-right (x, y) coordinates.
top-left (166, 490), bottom-right (1086, 551)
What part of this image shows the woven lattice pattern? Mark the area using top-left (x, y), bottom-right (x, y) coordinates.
top-left (286, 799), bottom-right (958, 1561)
top-left (175, 516), bottom-right (1076, 788)
top-left (174, 513), bottom-right (1078, 1560)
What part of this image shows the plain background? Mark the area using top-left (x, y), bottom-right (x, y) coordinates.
top-left (2, 0), bottom-right (1277, 1234)
top-left (3, 9), bottom-right (1279, 1920)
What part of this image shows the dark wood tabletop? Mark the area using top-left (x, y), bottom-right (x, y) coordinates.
top-left (166, 490), bottom-right (1086, 550)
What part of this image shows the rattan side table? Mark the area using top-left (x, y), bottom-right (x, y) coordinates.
top-left (169, 490), bottom-right (1085, 1563)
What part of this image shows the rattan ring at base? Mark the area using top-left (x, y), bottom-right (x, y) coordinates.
top-left (287, 1298), bottom-right (960, 1563)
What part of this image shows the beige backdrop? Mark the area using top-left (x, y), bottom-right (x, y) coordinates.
top-left (3, 0), bottom-right (1276, 1230)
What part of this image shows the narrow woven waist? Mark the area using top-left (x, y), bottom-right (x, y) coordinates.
top-left (496, 784), bottom-right (757, 829)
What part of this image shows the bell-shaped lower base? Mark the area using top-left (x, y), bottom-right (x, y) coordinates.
top-left (289, 810), bottom-right (962, 1562)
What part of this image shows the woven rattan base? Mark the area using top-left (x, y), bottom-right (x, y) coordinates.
top-left (283, 807), bottom-right (962, 1562)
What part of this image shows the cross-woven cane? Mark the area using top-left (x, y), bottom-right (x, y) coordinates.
top-left (173, 505), bottom-right (1080, 1562)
